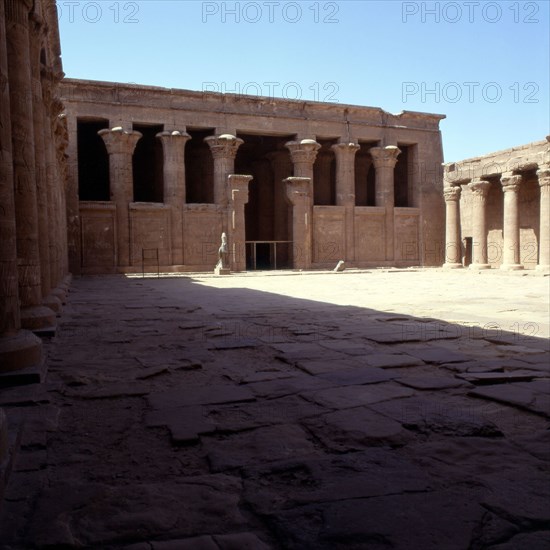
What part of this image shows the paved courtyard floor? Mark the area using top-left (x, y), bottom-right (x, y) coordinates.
top-left (1, 269), bottom-right (549, 549)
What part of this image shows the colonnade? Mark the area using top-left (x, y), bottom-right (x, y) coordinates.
top-left (443, 164), bottom-right (550, 271)
top-left (0, 0), bottom-right (70, 373)
top-left (97, 127), bottom-right (404, 271)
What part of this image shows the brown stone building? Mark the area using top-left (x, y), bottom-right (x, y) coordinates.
top-left (0, 0), bottom-right (70, 375)
top-left (443, 138), bottom-right (550, 271)
top-left (60, 79), bottom-right (446, 275)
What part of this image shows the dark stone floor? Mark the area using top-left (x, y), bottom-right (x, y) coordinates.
top-left (1, 273), bottom-right (549, 549)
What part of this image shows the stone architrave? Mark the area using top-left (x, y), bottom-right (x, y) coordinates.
top-left (332, 142), bottom-right (360, 262)
top-left (443, 185), bottom-right (462, 268)
top-left (500, 172), bottom-right (523, 270)
top-left (0, 0), bottom-right (43, 370)
top-left (369, 146), bottom-right (401, 261)
top-left (205, 134), bottom-right (243, 206)
top-left (283, 177), bottom-right (313, 270)
top-left (99, 127), bottom-right (142, 267)
top-left (6, 0), bottom-right (56, 331)
top-left (157, 130), bottom-right (191, 266)
top-left (467, 179), bottom-right (491, 269)
top-left (227, 174), bottom-right (252, 272)
top-left (536, 165), bottom-right (550, 271)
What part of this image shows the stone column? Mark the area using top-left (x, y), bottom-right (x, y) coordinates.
top-left (228, 174), bottom-right (252, 272)
top-left (156, 130), bottom-right (190, 266)
top-left (443, 185), bottom-right (462, 268)
top-left (283, 177), bottom-right (313, 270)
top-left (5, 0), bottom-right (55, 331)
top-left (536, 165), bottom-right (550, 271)
top-left (99, 127), bottom-right (141, 267)
top-left (369, 146), bottom-right (401, 261)
top-left (204, 134), bottom-right (243, 206)
top-left (332, 142), bottom-right (360, 262)
top-left (500, 172), bottom-right (523, 270)
top-left (467, 179), bottom-right (491, 269)
top-left (0, 0), bottom-right (43, 371)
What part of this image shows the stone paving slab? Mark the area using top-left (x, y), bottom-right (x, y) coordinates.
top-left (1, 271), bottom-right (549, 549)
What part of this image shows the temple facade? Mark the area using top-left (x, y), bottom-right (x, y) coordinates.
top-left (443, 138), bottom-right (550, 271)
top-left (60, 79), bottom-right (446, 275)
top-left (0, 0), bottom-right (70, 375)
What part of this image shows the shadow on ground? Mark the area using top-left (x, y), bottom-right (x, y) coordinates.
top-left (0, 274), bottom-right (549, 550)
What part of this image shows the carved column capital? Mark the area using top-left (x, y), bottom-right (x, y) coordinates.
top-left (98, 127), bottom-right (142, 155)
top-left (369, 145), bottom-right (401, 169)
top-left (285, 139), bottom-right (321, 165)
top-left (536, 165), bottom-right (550, 188)
top-left (204, 134), bottom-right (243, 159)
top-left (467, 179), bottom-right (491, 198)
top-left (500, 172), bottom-right (522, 193)
top-left (156, 130), bottom-right (191, 143)
top-left (331, 142), bottom-right (360, 158)
top-left (443, 185), bottom-right (461, 202)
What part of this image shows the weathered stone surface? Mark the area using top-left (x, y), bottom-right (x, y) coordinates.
top-left (402, 346), bottom-right (471, 364)
top-left (204, 424), bottom-right (319, 472)
top-left (371, 395), bottom-right (503, 437)
top-left (304, 407), bottom-right (412, 451)
top-left (396, 374), bottom-right (469, 390)
top-left (146, 406), bottom-right (216, 444)
top-left (457, 371), bottom-right (538, 384)
top-left (362, 353), bottom-right (425, 368)
top-left (25, 476), bottom-right (245, 547)
top-left (469, 382), bottom-right (550, 417)
top-left (243, 449), bottom-right (434, 514)
top-left (317, 366), bottom-right (395, 386)
top-left (302, 383), bottom-right (415, 410)
top-left (488, 532), bottom-right (550, 550)
top-left (148, 385), bottom-right (255, 409)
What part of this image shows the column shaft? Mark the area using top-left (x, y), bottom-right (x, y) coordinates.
top-left (228, 174), bottom-right (252, 271)
top-left (332, 142), bottom-right (360, 262)
top-left (536, 166), bottom-right (550, 270)
top-left (370, 146), bottom-right (401, 262)
top-left (0, 0), bottom-right (42, 369)
top-left (468, 179), bottom-right (491, 269)
top-left (99, 128), bottom-right (142, 267)
top-left (501, 173), bottom-right (523, 270)
top-left (443, 185), bottom-right (462, 267)
top-left (157, 131), bottom-right (190, 265)
top-left (6, 0), bottom-right (55, 330)
top-left (283, 177), bottom-right (313, 269)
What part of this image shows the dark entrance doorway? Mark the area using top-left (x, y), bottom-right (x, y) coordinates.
top-left (235, 134), bottom-right (294, 270)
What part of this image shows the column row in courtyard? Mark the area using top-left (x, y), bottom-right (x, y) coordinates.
top-left (443, 157), bottom-right (550, 271)
top-left (95, 126), bottom-right (406, 271)
top-left (0, 0), bottom-right (70, 375)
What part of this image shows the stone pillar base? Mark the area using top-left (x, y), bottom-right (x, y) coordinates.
top-left (214, 266), bottom-right (231, 276)
top-left (51, 287), bottom-right (67, 304)
top-left (43, 294), bottom-right (62, 313)
top-left (469, 263), bottom-right (491, 270)
top-left (536, 264), bottom-right (550, 272)
top-left (0, 331), bottom-right (42, 373)
top-left (20, 306), bottom-right (56, 333)
top-left (500, 264), bottom-right (524, 271)
top-left (443, 263), bottom-right (463, 269)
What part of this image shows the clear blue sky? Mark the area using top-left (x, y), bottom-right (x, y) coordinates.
top-left (57, 0), bottom-right (549, 162)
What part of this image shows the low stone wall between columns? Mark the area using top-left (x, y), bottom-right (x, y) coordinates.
top-left (354, 207), bottom-right (386, 263)
top-left (129, 203), bottom-right (171, 267)
top-left (394, 208), bottom-right (421, 264)
top-left (312, 206), bottom-right (346, 267)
